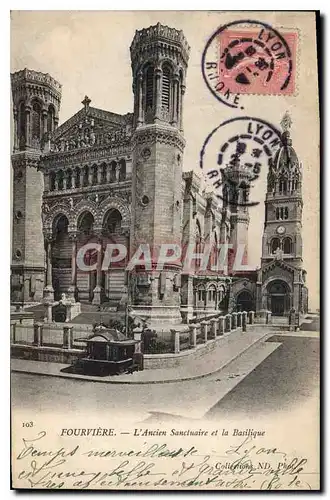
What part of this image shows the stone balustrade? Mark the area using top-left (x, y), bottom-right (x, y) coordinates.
top-left (11, 310), bottom-right (257, 360)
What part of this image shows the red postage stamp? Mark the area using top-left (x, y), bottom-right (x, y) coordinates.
top-left (217, 29), bottom-right (298, 95)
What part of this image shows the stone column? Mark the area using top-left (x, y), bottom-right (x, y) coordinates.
top-left (242, 311), bottom-right (247, 332)
top-left (97, 165), bottom-right (102, 184)
top-left (92, 232), bottom-right (103, 305)
top-left (225, 314), bottom-right (231, 332)
top-left (43, 236), bottom-right (54, 301)
top-left (189, 324), bottom-right (197, 348)
top-left (67, 233), bottom-right (77, 300)
top-left (33, 323), bottom-right (42, 347)
top-left (115, 164), bottom-right (121, 182)
top-left (80, 170), bottom-right (84, 188)
top-left (44, 302), bottom-right (53, 323)
top-left (201, 320), bottom-right (208, 342)
top-left (248, 311), bottom-right (255, 324)
top-left (218, 316), bottom-right (225, 336)
top-left (210, 318), bottom-right (218, 338)
top-left (232, 312), bottom-right (238, 329)
top-left (88, 167), bottom-right (93, 186)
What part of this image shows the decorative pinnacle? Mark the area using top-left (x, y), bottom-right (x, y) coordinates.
top-left (280, 111), bottom-right (292, 133)
top-left (82, 95), bottom-right (91, 112)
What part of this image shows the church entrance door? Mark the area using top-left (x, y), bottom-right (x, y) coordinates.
top-left (267, 280), bottom-right (290, 317)
top-left (271, 295), bottom-right (285, 316)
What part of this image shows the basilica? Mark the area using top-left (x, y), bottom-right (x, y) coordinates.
top-left (10, 22), bottom-right (308, 326)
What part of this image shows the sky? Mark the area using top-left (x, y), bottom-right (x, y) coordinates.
top-left (10, 10), bottom-right (320, 310)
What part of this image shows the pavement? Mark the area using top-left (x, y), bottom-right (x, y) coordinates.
top-left (206, 330), bottom-right (319, 418)
top-left (11, 328), bottom-right (319, 421)
top-left (12, 327), bottom-right (272, 384)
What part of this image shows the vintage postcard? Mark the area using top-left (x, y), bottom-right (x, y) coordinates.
top-left (10, 10), bottom-right (320, 490)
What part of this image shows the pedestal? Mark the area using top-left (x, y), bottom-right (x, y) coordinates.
top-left (67, 285), bottom-right (76, 301)
top-left (43, 285), bottom-right (54, 302)
top-left (92, 285), bottom-right (103, 305)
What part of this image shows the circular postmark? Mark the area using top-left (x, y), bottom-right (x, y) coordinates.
top-left (200, 116), bottom-right (282, 207)
top-left (202, 20), bottom-right (296, 109)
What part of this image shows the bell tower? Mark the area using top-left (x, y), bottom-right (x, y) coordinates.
top-left (11, 69), bottom-right (61, 304)
top-left (221, 156), bottom-right (254, 269)
top-left (129, 23), bottom-right (190, 327)
top-left (261, 112), bottom-right (303, 268)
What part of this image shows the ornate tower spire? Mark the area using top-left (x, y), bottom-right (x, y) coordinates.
top-left (262, 114), bottom-right (304, 270)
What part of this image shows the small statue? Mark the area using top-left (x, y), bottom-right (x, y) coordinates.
top-left (69, 197), bottom-right (74, 210)
top-left (274, 247), bottom-right (283, 260)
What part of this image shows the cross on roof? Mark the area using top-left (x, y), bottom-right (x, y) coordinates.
top-left (82, 95), bottom-right (91, 111)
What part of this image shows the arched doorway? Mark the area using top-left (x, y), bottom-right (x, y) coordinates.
top-left (102, 208), bottom-right (126, 304)
top-left (267, 280), bottom-right (290, 316)
top-left (77, 211), bottom-right (95, 301)
top-left (236, 290), bottom-right (254, 312)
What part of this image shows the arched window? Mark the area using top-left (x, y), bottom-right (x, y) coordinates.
top-left (284, 207), bottom-right (289, 219)
top-left (271, 238), bottom-right (280, 254)
top-left (92, 165), bottom-right (98, 185)
top-left (119, 159), bottom-right (126, 181)
top-left (161, 64), bottom-right (171, 112)
top-left (145, 65), bottom-right (154, 111)
top-left (18, 102), bottom-right (25, 149)
top-left (75, 167), bottom-right (81, 188)
top-left (78, 212), bottom-right (94, 237)
top-left (283, 237), bottom-right (292, 254)
top-left (50, 171), bottom-right (56, 191)
top-left (110, 161), bottom-right (116, 182)
top-left (47, 105), bottom-right (55, 133)
top-left (57, 170), bottom-right (64, 191)
top-left (66, 169), bottom-right (72, 190)
top-left (31, 101), bottom-right (42, 141)
top-left (276, 207), bottom-right (280, 220)
top-left (83, 166), bottom-right (89, 186)
top-left (101, 163), bottom-right (107, 183)
top-left (104, 209), bottom-right (122, 235)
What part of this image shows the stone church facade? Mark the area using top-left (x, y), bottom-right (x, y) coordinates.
top-left (10, 23), bottom-right (308, 326)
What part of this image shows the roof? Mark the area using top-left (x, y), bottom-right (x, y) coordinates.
top-left (77, 326), bottom-right (138, 344)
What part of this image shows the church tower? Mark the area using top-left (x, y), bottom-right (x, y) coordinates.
top-left (221, 155), bottom-right (254, 270)
top-left (129, 23), bottom-right (190, 327)
top-left (257, 113), bottom-right (308, 316)
top-left (261, 113), bottom-right (303, 267)
top-left (11, 69), bottom-right (61, 304)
